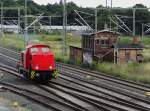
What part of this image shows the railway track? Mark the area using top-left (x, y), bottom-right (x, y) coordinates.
top-left (57, 60), bottom-right (150, 95)
top-left (0, 82), bottom-right (81, 111)
top-left (48, 81), bottom-right (150, 111)
top-left (0, 63), bottom-right (129, 111)
top-left (1, 47), bottom-right (150, 110)
top-left (0, 46), bottom-right (19, 59)
top-left (2, 64), bottom-right (150, 111)
top-left (58, 73), bottom-right (150, 110)
top-left (0, 66), bottom-right (97, 111)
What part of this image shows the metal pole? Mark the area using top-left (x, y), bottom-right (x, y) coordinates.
top-left (133, 9), bottom-right (136, 36)
top-left (62, 0), bottom-right (67, 56)
top-left (94, 8), bottom-right (97, 56)
top-left (111, 0), bottom-right (113, 8)
top-left (49, 16), bottom-right (52, 33)
top-left (1, 2), bottom-right (3, 40)
top-left (74, 10), bottom-right (93, 30)
top-left (106, 0), bottom-right (108, 8)
top-left (18, 8), bottom-right (20, 33)
top-left (142, 23), bottom-right (144, 38)
top-left (109, 8), bottom-right (112, 30)
top-left (24, 0), bottom-right (28, 46)
top-left (33, 18), bottom-right (35, 35)
top-left (95, 8), bottom-right (97, 34)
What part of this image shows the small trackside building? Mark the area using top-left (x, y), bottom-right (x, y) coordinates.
top-left (70, 30), bottom-right (144, 64)
top-left (114, 43), bottom-right (144, 63)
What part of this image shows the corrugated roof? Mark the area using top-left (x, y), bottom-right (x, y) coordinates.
top-left (82, 29), bottom-right (121, 36)
top-left (94, 29), bottom-right (121, 35)
top-left (115, 43), bottom-right (144, 49)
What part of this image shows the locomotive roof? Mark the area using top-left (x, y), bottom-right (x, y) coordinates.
top-left (26, 44), bottom-right (50, 49)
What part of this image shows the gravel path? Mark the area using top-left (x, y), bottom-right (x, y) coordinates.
top-left (0, 70), bottom-right (52, 111)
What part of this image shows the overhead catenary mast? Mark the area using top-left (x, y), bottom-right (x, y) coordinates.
top-left (111, 0), bottom-right (112, 8)
top-left (24, 0), bottom-right (28, 46)
top-left (62, 0), bottom-right (67, 56)
top-left (0, 2), bottom-right (3, 39)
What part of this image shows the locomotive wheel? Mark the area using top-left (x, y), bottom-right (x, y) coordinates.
top-left (23, 71), bottom-right (30, 79)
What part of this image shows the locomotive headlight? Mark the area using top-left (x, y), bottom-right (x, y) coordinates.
top-left (36, 73), bottom-right (40, 77)
top-left (35, 66), bottom-right (39, 70)
top-left (49, 66), bottom-right (52, 70)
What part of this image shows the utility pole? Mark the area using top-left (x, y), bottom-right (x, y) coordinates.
top-left (94, 8), bottom-right (98, 56)
top-left (133, 9), bottom-right (136, 36)
top-left (24, 0), bottom-right (28, 46)
top-left (142, 23), bottom-right (144, 38)
top-left (111, 0), bottom-right (113, 8)
top-left (49, 16), bottom-right (52, 33)
top-left (18, 8), bottom-right (20, 33)
top-left (109, 8), bottom-right (112, 30)
top-left (62, 0), bottom-right (67, 56)
top-left (0, 2), bottom-right (3, 40)
top-left (106, 0), bottom-right (108, 8)
top-left (95, 8), bottom-right (97, 34)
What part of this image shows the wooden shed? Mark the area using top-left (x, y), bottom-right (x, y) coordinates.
top-left (70, 46), bottom-right (83, 64)
top-left (114, 44), bottom-right (144, 63)
top-left (70, 46), bottom-right (94, 64)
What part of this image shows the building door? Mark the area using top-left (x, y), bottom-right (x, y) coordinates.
top-left (114, 51), bottom-right (118, 63)
top-left (125, 50), bottom-right (130, 62)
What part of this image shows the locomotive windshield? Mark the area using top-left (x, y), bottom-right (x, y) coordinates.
top-left (30, 47), bottom-right (50, 53)
top-left (31, 48), bottom-right (38, 53)
top-left (41, 47), bottom-right (49, 53)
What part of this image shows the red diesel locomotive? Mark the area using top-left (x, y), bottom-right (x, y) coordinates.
top-left (17, 44), bottom-right (57, 81)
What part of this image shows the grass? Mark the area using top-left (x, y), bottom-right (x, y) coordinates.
top-left (96, 62), bottom-right (150, 84)
top-left (2, 34), bottom-right (25, 51)
top-left (2, 33), bottom-right (81, 60)
top-left (2, 33), bottom-right (150, 85)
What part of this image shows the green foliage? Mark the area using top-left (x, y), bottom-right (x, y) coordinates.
top-left (118, 36), bottom-right (132, 44)
top-left (38, 34), bottom-right (62, 42)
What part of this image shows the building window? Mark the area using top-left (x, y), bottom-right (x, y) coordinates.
top-left (96, 39), bottom-right (100, 45)
top-left (100, 39), bottom-right (109, 47)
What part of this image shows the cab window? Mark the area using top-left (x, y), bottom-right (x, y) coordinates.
top-left (31, 48), bottom-right (38, 53)
top-left (41, 47), bottom-right (49, 53)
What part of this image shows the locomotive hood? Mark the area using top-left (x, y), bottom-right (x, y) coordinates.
top-left (31, 53), bottom-right (55, 71)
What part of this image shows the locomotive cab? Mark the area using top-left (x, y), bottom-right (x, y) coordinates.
top-left (18, 44), bottom-right (56, 81)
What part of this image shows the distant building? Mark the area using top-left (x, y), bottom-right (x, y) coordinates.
top-left (70, 30), bottom-right (144, 64)
top-left (40, 25), bottom-right (89, 32)
top-left (0, 24), bottom-right (20, 34)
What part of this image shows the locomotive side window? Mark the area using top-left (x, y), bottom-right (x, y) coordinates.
top-left (31, 48), bottom-right (38, 53)
top-left (41, 47), bottom-right (49, 53)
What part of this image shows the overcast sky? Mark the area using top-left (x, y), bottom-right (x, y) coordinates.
top-left (33, 0), bottom-right (150, 8)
